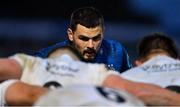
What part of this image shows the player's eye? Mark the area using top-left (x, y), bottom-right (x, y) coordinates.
top-left (79, 36), bottom-right (90, 41)
top-left (92, 34), bottom-right (102, 41)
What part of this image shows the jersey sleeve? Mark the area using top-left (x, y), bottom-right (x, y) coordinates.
top-left (9, 54), bottom-right (41, 82)
top-left (99, 70), bottom-right (120, 86)
top-left (0, 79), bottom-right (19, 106)
top-left (9, 54), bottom-right (36, 69)
top-left (88, 63), bottom-right (119, 86)
top-left (120, 47), bottom-right (132, 73)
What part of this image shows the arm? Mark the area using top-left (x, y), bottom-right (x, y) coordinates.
top-left (0, 59), bottom-right (22, 81)
top-left (121, 47), bottom-right (132, 72)
top-left (103, 74), bottom-right (180, 106)
top-left (5, 81), bottom-right (48, 106)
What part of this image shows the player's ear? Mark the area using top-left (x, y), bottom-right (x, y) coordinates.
top-left (67, 28), bottom-right (73, 42)
top-left (134, 60), bottom-right (143, 66)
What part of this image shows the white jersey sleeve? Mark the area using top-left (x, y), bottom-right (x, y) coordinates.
top-left (78, 62), bottom-right (118, 86)
top-left (9, 53), bottom-right (37, 69)
top-left (0, 79), bottom-right (19, 106)
top-left (9, 54), bottom-right (44, 83)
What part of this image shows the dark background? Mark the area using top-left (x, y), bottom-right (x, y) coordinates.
top-left (0, 0), bottom-right (179, 62)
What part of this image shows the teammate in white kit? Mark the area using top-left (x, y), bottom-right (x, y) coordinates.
top-left (9, 46), bottom-right (117, 88)
top-left (0, 45), bottom-right (121, 106)
top-left (34, 85), bottom-right (144, 106)
top-left (121, 32), bottom-right (180, 92)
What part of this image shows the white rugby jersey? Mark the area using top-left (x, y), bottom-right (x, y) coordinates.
top-left (34, 85), bottom-right (145, 106)
top-left (121, 55), bottom-right (180, 88)
top-left (10, 54), bottom-right (116, 88)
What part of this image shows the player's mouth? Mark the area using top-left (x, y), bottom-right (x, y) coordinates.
top-left (83, 49), bottom-right (96, 60)
top-left (84, 52), bottom-right (95, 58)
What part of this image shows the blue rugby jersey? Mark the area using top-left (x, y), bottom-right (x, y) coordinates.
top-left (34, 39), bottom-right (132, 73)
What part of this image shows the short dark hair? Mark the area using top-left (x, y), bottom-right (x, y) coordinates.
top-left (69, 7), bottom-right (104, 32)
top-left (137, 32), bottom-right (179, 60)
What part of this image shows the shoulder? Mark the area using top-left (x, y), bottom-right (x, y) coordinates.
top-left (10, 53), bottom-right (44, 68)
top-left (41, 40), bottom-right (69, 51)
top-left (10, 53), bottom-right (34, 61)
top-left (101, 39), bottom-right (127, 54)
top-left (121, 67), bottom-right (141, 77)
top-left (102, 39), bottom-right (123, 46)
top-left (34, 40), bottom-right (69, 58)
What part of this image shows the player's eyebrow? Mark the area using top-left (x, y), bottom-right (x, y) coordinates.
top-left (78, 34), bottom-right (102, 41)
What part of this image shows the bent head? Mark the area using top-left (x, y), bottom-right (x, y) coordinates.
top-left (67, 7), bottom-right (104, 61)
top-left (135, 32), bottom-right (179, 66)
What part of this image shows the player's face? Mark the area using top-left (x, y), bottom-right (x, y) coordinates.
top-left (68, 24), bottom-right (103, 61)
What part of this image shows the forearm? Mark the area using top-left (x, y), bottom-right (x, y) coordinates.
top-left (0, 59), bottom-right (22, 81)
top-left (122, 80), bottom-right (180, 105)
top-left (137, 90), bottom-right (180, 106)
top-left (5, 81), bottom-right (48, 106)
top-left (103, 74), bottom-right (180, 106)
